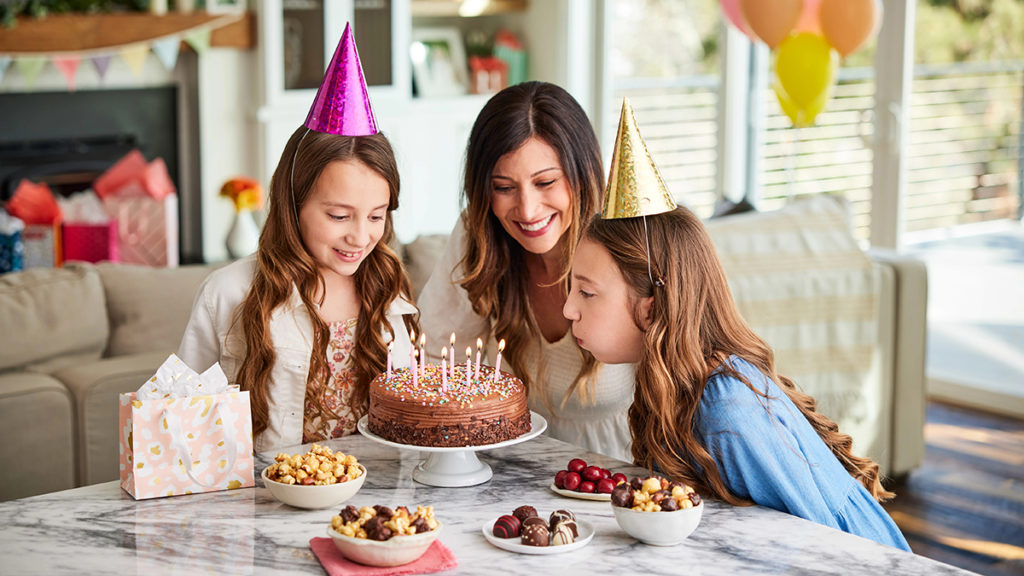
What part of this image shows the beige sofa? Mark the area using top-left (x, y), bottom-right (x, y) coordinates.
top-left (0, 198), bottom-right (927, 501)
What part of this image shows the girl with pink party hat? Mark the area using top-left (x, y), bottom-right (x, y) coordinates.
top-left (179, 24), bottom-right (419, 453)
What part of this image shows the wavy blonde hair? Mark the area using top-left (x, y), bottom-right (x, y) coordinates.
top-left (583, 206), bottom-right (894, 504)
top-left (234, 127), bottom-right (418, 439)
top-left (457, 82), bottom-right (604, 405)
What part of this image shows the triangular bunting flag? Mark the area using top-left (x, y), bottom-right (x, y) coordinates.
top-left (152, 36), bottom-right (181, 72)
top-left (184, 28), bottom-right (211, 55)
top-left (91, 54), bottom-right (113, 81)
top-left (53, 57), bottom-right (82, 92)
top-left (0, 56), bottom-right (11, 84)
top-left (119, 44), bottom-right (150, 77)
top-left (15, 57), bottom-right (46, 91)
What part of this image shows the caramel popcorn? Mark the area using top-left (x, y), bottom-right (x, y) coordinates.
top-left (331, 504), bottom-right (439, 541)
top-left (610, 475), bottom-right (701, 512)
top-left (264, 444), bottom-right (363, 486)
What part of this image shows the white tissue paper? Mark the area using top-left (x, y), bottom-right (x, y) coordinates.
top-left (0, 209), bottom-right (25, 235)
top-left (56, 190), bottom-right (109, 224)
top-left (137, 354), bottom-right (237, 400)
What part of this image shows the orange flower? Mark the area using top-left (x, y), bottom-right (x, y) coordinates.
top-left (220, 177), bottom-right (264, 212)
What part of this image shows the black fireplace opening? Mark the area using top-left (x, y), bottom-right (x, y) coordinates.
top-left (0, 87), bottom-right (199, 263)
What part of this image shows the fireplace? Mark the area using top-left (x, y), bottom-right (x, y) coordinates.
top-left (0, 84), bottom-right (202, 263)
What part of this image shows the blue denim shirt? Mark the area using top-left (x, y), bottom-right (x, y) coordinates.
top-left (694, 356), bottom-right (911, 551)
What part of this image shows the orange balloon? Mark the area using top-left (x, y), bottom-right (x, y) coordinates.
top-left (820, 0), bottom-right (882, 57)
top-left (794, 0), bottom-right (823, 34)
top-left (739, 0), bottom-right (803, 49)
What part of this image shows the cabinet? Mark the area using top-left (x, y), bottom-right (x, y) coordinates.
top-left (255, 0), bottom-right (600, 243)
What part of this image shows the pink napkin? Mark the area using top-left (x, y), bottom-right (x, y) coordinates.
top-left (310, 538), bottom-right (457, 576)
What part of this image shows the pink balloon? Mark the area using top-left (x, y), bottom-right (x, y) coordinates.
top-left (794, 0), bottom-right (823, 33)
top-left (720, 0), bottom-right (755, 39)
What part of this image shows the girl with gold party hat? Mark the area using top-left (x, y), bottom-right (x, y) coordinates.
top-left (179, 24), bottom-right (419, 453)
top-left (563, 99), bottom-right (910, 550)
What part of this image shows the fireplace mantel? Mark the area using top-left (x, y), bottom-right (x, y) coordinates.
top-left (0, 12), bottom-right (255, 53)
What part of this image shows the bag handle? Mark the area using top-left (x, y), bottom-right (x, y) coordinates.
top-left (161, 399), bottom-right (240, 489)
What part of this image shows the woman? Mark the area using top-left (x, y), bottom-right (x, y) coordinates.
top-left (417, 81), bottom-right (634, 461)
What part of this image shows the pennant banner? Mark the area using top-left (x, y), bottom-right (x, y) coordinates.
top-left (0, 56), bottom-right (11, 84)
top-left (151, 36), bottom-right (181, 72)
top-left (183, 28), bottom-right (211, 56)
top-left (53, 56), bottom-right (81, 92)
top-left (119, 45), bottom-right (150, 77)
top-left (15, 57), bottom-right (46, 90)
top-left (91, 54), bottom-right (113, 82)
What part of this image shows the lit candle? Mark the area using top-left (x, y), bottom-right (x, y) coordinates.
top-left (412, 348), bottom-right (419, 388)
top-left (449, 333), bottom-right (456, 380)
top-left (409, 329), bottom-right (417, 375)
top-left (493, 338), bottom-right (505, 381)
top-left (441, 346), bottom-right (448, 391)
top-left (386, 341), bottom-right (393, 377)
top-left (475, 337), bottom-right (483, 380)
top-left (465, 346), bottom-right (472, 388)
top-left (419, 333), bottom-right (426, 378)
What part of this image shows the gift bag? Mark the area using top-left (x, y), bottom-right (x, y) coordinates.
top-left (22, 223), bottom-right (62, 268)
top-left (63, 220), bottom-right (119, 263)
top-left (104, 195), bottom-right (179, 267)
top-left (118, 390), bottom-right (255, 499)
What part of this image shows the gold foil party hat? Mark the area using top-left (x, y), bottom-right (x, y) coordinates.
top-left (601, 98), bottom-right (676, 219)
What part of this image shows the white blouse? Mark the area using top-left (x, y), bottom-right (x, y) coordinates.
top-left (417, 216), bottom-right (636, 462)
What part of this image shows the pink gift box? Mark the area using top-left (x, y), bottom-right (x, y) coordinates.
top-left (104, 195), bottom-right (179, 267)
top-left (62, 221), bottom-right (119, 263)
top-left (118, 391), bottom-right (255, 500)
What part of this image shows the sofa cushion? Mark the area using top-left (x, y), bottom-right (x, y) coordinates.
top-left (0, 372), bottom-right (76, 500)
top-left (56, 350), bottom-right (171, 486)
top-left (0, 265), bottom-right (108, 372)
top-left (403, 234), bottom-right (449, 300)
top-left (95, 263), bottom-right (214, 357)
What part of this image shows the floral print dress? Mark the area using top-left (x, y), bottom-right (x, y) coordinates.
top-left (303, 318), bottom-right (359, 443)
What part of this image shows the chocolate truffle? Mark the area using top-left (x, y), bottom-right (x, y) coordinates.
top-left (556, 519), bottom-right (579, 539)
top-left (522, 516), bottom-right (547, 530)
top-left (551, 521), bottom-right (576, 546)
top-left (611, 483), bottom-right (634, 508)
top-left (520, 523), bottom-right (549, 547)
top-left (548, 509), bottom-right (576, 529)
top-left (512, 505), bottom-right (538, 524)
top-left (492, 514), bottom-right (521, 539)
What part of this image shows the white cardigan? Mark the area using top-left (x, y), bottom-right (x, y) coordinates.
top-left (177, 255), bottom-right (416, 453)
top-left (416, 217), bottom-right (636, 462)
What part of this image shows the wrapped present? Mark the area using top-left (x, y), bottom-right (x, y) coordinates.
top-left (0, 210), bottom-right (25, 274)
top-left (62, 220), bottom-right (119, 263)
top-left (6, 180), bottom-right (63, 269)
top-left (119, 355), bottom-right (254, 500)
top-left (105, 195), bottom-right (179, 267)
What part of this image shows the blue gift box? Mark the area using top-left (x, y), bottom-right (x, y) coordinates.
top-left (0, 230), bottom-right (24, 274)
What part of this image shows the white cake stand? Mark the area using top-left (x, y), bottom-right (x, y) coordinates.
top-left (357, 412), bottom-right (547, 488)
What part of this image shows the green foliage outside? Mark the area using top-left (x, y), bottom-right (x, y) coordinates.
top-left (2, 1), bottom-right (151, 28)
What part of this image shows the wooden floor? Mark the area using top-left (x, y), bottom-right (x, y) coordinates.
top-left (882, 400), bottom-right (1024, 576)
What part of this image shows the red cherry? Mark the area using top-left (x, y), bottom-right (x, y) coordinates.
top-left (563, 472), bottom-right (581, 491)
top-left (582, 466), bottom-right (603, 483)
top-left (599, 468), bottom-right (611, 479)
top-left (578, 481), bottom-right (596, 493)
top-left (554, 470), bottom-right (568, 489)
top-left (596, 478), bottom-right (616, 494)
top-left (567, 458), bottom-right (587, 474)
top-left (611, 473), bottom-right (628, 485)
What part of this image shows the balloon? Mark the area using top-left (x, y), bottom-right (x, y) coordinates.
top-left (720, 0), bottom-right (755, 40)
top-left (773, 32), bottom-right (836, 126)
top-left (794, 0), bottom-right (823, 34)
top-left (820, 0), bottom-right (882, 57)
top-left (739, 0), bottom-right (802, 49)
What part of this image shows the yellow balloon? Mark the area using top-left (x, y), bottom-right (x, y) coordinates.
top-left (773, 32), bottom-right (837, 109)
top-left (773, 79), bottom-right (828, 127)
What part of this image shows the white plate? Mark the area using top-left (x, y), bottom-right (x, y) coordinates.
top-left (481, 517), bottom-right (594, 555)
top-left (549, 483), bottom-right (612, 501)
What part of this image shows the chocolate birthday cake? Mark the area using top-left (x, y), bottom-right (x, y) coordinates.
top-left (368, 364), bottom-right (531, 447)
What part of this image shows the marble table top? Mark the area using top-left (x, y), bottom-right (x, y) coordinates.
top-left (0, 433), bottom-right (976, 575)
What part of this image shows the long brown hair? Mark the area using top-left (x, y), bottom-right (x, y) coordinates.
top-left (583, 206), bottom-right (893, 504)
top-left (235, 126), bottom-right (418, 439)
top-left (458, 81), bottom-right (603, 401)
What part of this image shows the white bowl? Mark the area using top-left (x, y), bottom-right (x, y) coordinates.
top-left (261, 464), bottom-right (366, 509)
top-left (326, 522), bottom-right (442, 567)
top-left (612, 500), bottom-right (703, 546)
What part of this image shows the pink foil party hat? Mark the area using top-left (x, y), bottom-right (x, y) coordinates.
top-left (304, 22), bottom-right (378, 136)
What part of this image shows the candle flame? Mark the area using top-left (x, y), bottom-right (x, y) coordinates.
top-left (410, 329), bottom-right (416, 342)
top-left (449, 332), bottom-right (456, 345)
top-left (442, 346), bottom-right (448, 356)
top-left (498, 339), bottom-right (506, 351)
top-left (419, 333), bottom-right (426, 346)
top-left (476, 337), bottom-right (483, 349)
top-left (465, 346), bottom-right (472, 358)
top-left (388, 341), bottom-right (393, 351)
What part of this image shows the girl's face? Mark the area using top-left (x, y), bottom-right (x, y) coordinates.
top-left (563, 238), bottom-right (652, 364)
top-left (298, 159), bottom-right (390, 281)
top-left (489, 137), bottom-right (573, 256)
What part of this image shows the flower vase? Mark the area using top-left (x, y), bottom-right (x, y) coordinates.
top-left (226, 210), bottom-right (260, 259)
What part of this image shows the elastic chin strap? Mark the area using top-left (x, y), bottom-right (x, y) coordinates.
top-left (289, 128), bottom-right (312, 231)
top-left (642, 214), bottom-right (664, 289)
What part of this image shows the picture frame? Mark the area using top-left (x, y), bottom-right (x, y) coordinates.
top-left (410, 27), bottom-right (469, 98)
top-left (205, 0), bottom-right (246, 15)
